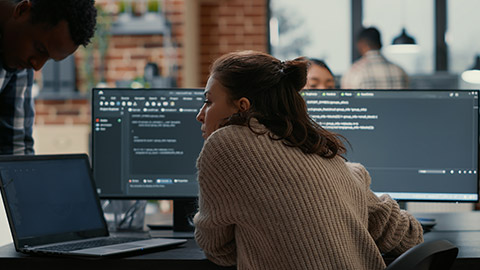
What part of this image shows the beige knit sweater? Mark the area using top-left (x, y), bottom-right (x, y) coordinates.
top-left (194, 122), bottom-right (423, 270)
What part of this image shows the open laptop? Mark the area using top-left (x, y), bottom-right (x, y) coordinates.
top-left (0, 154), bottom-right (186, 257)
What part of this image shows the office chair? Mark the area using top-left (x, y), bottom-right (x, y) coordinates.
top-left (385, 239), bottom-right (458, 270)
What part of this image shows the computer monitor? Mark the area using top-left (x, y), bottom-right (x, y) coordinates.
top-left (91, 88), bottom-right (205, 232)
top-left (302, 89), bottom-right (479, 202)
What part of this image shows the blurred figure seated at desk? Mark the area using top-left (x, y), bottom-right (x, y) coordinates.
top-left (305, 58), bottom-right (335, 89)
top-left (193, 50), bottom-right (424, 270)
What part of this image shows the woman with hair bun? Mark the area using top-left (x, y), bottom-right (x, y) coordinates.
top-left (194, 50), bottom-right (423, 270)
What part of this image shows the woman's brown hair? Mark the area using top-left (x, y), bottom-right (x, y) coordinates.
top-left (211, 50), bottom-right (346, 158)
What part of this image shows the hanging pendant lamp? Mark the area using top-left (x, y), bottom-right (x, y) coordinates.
top-left (461, 55), bottom-right (480, 84)
top-left (387, 28), bottom-right (419, 54)
top-left (392, 28), bottom-right (416, 45)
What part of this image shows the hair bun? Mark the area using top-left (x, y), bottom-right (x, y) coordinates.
top-left (281, 57), bottom-right (309, 91)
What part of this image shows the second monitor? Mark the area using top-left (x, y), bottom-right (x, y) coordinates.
top-left (302, 89), bottom-right (479, 202)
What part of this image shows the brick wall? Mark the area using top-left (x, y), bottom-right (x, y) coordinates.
top-left (199, 0), bottom-right (268, 84)
top-left (75, 0), bottom-right (186, 90)
top-left (34, 99), bottom-right (90, 125)
top-left (76, 0), bottom-right (269, 89)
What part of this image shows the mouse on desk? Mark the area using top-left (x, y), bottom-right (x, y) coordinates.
top-left (417, 217), bottom-right (437, 233)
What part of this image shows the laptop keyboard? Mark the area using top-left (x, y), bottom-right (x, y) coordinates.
top-left (38, 237), bottom-right (145, 252)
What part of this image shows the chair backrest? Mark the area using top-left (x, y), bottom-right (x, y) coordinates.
top-left (385, 239), bottom-right (458, 270)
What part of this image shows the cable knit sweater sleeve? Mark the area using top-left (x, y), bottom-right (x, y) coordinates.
top-left (347, 162), bottom-right (424, 255)
top-left (193, 128), bottom-right (239, 266)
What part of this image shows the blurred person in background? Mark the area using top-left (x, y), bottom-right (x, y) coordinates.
top-left (341, 27), bottom-right (408, 89)
top-left (305, 58), bottom-right (336, 89)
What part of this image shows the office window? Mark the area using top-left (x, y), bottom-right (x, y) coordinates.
top-left (447, 0), bottom-right (480, 75)
top-left (363, 0), bottom-right (435, 74)
top-left (269, 0), bottom-right (351, 75)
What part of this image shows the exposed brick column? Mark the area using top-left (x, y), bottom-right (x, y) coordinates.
top-left (198, 0), bottom-right (268, 85)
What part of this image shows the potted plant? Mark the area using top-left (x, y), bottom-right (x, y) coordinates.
top-left (117, 0), bottom-right (133, 22)
top-left (145, 0), bottom-right (161, 20)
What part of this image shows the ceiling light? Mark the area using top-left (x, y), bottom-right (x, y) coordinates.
top-left (461, 55), bottom-right (480, 84)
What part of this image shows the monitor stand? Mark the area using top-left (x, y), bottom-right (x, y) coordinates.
top-left (147, 199), bottom-right (196, 239)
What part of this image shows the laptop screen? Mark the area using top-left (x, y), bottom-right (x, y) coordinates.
top-left (0, 154), bottom-right (106, 245)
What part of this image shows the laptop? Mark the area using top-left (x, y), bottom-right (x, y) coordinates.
top-left (0, 154), bottom-right (186, 257)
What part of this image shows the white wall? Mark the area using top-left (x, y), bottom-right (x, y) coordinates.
top-left (0, 193), bottom-right (12, 246)
top-left (32, 124), bottom-right (90, 155)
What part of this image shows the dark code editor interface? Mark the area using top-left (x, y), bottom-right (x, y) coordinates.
top-left (92, 89), bottom-right (204, 198)
top-left (303, 89), bottom-right (479, 201)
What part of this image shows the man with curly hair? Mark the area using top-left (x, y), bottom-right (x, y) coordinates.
top-left (0, 0), bottom-right (97, 154)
